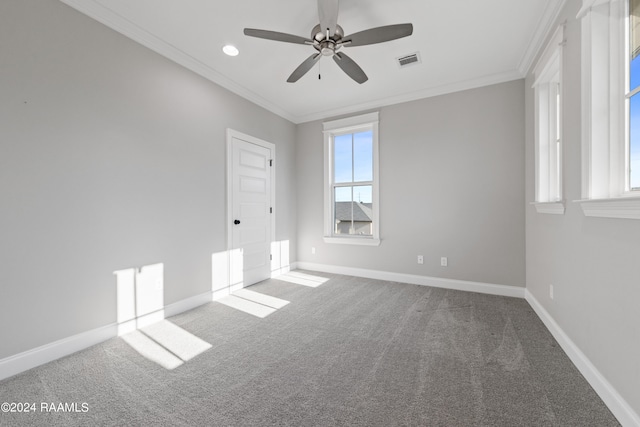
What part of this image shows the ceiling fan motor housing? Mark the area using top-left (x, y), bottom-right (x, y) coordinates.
top-left (312, 24), bottom-right (343, 56)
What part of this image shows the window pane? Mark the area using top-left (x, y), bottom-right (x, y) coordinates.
top-left (334, 186), bottom-right (352, 235)
top-left (632, 0), bottom-right (640, 91)
top-left (555, 85), bottom-right (561, 141)
top-left (333, 185), bottom-right (373, 236)
top-left (353, 185), bottom-right (372, 203)
top-left (334, 186), bottom-right (352, 202)
top-left (631, 94), bottom-right (640, 190)
top-left (353, 131), bottom-right (373, 182)
top-left (334, 134), bottom-right (353, 183)
top-left (631, 55), bottom-right (640, 93)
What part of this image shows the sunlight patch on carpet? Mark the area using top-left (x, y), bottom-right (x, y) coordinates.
top-left (122, 320), bottom-right (212, 370)
top-left (218, 295), bottom-right (277, 318)
top-left (275, 271), bottom-right (329, 288)
top-left (233, 288), bottom-right (290, 309)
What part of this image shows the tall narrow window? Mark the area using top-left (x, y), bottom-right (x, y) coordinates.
top-left (628, 0), bottom-right (640, 190)
top-left (532, 25), bottom-right (564, 214)
top-left (323, 112), bottom-right (380, 245)
top-left (576, 0), bottom-right (640, 220)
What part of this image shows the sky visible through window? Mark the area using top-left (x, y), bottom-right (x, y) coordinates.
top-left (630, 48), bottom-right (640, 190)
top-left (334, 131), bottom-right (373, 202)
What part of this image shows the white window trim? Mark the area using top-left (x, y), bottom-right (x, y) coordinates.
top-left (532, 24), bottom-right (565, 215)
top-left (577, 0), bottom-right (640, 219)
top-left (531, 201), bottom-right (566, 215)
top-left (323, 112), bottom-right (380, 246)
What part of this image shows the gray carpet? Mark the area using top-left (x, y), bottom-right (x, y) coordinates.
top-left (0, 271), bottom-right (620, 426)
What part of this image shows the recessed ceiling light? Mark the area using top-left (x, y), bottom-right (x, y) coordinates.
top-left (223, 45), bottom-right (239, 57)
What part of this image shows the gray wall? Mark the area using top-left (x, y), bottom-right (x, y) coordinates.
top-left (296, 80), bottom-right (525, 287)
top-left (525, 0), bottom-right (640, 415)
top-left (0, 0), bottom-right (297, 359)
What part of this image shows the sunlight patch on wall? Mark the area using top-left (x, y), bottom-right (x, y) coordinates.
top-left (229, 248), bottom-right (244, 292)
top-left (213, 243), bottom-right (292, 300)
top-left (275, 271), bottom-right (329, 288)
top-left (212, 248), bottom-right (244, 298)
top-left (271, 240), bottom-right (290, 277)
top-left (211, 251), bottom-right (230, 296)
top-left (115, 263), bottom-right (164, 336)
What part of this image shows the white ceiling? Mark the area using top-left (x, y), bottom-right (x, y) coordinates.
top-left (60, 0), bottom-right (563, 124)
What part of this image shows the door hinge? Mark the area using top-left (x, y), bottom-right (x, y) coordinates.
top-left (269, 159), bottom-right (273, 167)
top-left (270, 207), bottom-right (273, 214)
top-left (270, 254), bottom-right (272, 260)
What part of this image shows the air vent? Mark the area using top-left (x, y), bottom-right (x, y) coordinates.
top-left (397, 52), bottom-right (421, 68)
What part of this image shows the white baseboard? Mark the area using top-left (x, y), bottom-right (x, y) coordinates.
top-left (0, 290), bottom-right (216, 382)
top-left (212, 287), bottom-right (231, 301)
top-left (165, 291), bottom-right (213, 318)
top-left (525, 290), bottom-right (640, 427)
top-left (0, 323), bottom-right (117, 382)
top-left (296, 262), bottom-right (526, 298)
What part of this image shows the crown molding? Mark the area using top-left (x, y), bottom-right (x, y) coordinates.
top-left (518, 0), bottom-right (569, 76)
top-left (59, 0), bottom-right (297, 123)
top-left (294, 70), bottom-right (523, 124)
top-left (60, 0), bottom-right (541, 125)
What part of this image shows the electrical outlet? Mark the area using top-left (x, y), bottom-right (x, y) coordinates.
top-left (550, 284), bottom-right (554, 300)
top-left (417, 255), bottom-right (424, 264)
top-left (311, 247), bottom-right (316, 255)
top-left (440, 257), bottom-right (448, 267)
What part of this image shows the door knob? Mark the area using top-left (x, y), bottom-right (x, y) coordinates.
top-left (234, 219), bottom-right (241, 225)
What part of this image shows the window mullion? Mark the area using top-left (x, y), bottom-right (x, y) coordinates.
top-left (549, 85), bottom-right (555, 200)
top-left (350, 134), bottom-right (355, 232)
top-left (335, 182), bottom-right (369, 188)
top-left (350, 186), bottom-right (354, 233)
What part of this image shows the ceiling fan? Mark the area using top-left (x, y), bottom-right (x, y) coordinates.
top-left (243, 0), bottom-right (413, 84)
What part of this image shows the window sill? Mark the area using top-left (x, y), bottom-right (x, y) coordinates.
top-left (323, 236), bottom-right (381, 246)
top-left (531, 201), bottom-right (565, 215)
top-left (574, 196), bottom-right (640, 220)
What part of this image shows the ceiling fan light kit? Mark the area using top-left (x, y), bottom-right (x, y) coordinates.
top-left (244, 0), bottom-right (413, 84)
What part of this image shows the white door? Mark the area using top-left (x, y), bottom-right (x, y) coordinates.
top-left (229, 134), bottom-right (272, 289)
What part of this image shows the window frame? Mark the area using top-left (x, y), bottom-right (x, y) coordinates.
top-left (532, 25), bottom-right (565, 215)
top-left (323, 112), bottom-right (380, 245)
top-left (577, 0), bottom-right (640, 219)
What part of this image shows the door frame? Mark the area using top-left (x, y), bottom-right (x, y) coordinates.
top-left (226, 128), bottom-right (276, 285)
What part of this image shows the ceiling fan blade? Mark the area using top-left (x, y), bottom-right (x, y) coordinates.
top-left (318, 0), bottom-right (339, 37)
top-left (343, 23), bottom-right (413, 47)
top-left (333, 52), bottom-right (368, 84)
top-left (244, 28), bottom-right (311, 45)
top-left (287, 54), bottom-right (321, 83)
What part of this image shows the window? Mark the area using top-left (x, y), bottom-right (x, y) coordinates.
top-left (532, 25), bottom-right (565, 214)
top-left (323, 112), bottom-right (380, 245)
top-left (628, 0), bottom-right (640, 190)
top-left (577, 0), bottom-right (640, 219)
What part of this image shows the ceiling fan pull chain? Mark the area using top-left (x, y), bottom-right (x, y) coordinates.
top-left (319, 58), bottom-right (322, 80)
